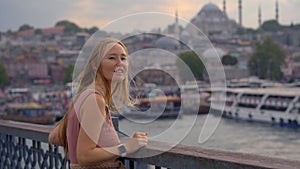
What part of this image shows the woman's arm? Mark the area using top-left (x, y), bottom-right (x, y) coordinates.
top-left (76, 93), bottom-right (118, 164)
top-left (77, 126), bottom-right (148, 165)
top-left (76, 125), bottom-right (120, 165)
top-left (76, 93), bottom-right (147, 165)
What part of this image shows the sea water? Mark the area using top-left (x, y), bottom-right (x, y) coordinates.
top-left (119, 113), bottom-right (300, 162)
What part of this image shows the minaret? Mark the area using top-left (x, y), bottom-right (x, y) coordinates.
top-left (175, 9), bottom-right (178, 25)
top-left (238, 0), bottom-right (242, 27)
top-left (223, 0), bottom-right (226, 14)
top-left (174, 9), bottom-right (179, 38)
top-left (258, 5), bottom-right (262, 28)
top-left (275, 0), bottom-right (279, 22)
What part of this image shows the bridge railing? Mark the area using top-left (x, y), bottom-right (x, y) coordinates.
top-left (0, 118), bottom-right (299, 169)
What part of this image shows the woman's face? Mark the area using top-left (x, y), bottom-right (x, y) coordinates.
top-left (100, 43), bottom-right (128, 83)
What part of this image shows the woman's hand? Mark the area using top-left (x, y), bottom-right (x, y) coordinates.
top-left (133, 132), bottom-right (148, 139)
top-left (124, 132), bottom-right (148, 154)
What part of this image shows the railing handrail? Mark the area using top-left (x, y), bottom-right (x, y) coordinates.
top-left (1, 119), bottom-right (300, 169)
top-left (127, 140), bottom-right (300, 169)
top-left (0, 119), bottom-right (51, 142)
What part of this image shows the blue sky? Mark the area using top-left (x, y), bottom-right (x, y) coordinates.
top-left (1, 0), bottom-right (299, 33)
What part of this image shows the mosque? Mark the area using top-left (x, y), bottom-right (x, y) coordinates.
top-left (180, 0), bottom-right (279, 43)
top-left (154, 0), bottom-right (281, 50)
top-left (138, 0), bottom-right (282, 82)
top-left (187, 2), bottom-right (238, 36)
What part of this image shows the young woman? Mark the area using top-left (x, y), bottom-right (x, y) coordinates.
top-left (49, 38), bottom-right (148, 169)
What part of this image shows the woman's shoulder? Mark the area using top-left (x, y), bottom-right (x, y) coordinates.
top-left (77, 88), bottom-right (104, 101)
top-left (80, 89), bottom-right (107, 113)
top-left (81, 89), bottom-right (105, 103)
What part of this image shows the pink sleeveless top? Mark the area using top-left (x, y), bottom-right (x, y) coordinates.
top-left (66, 89), bottom-right (120, 164)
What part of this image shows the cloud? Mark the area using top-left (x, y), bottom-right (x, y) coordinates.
top-left (0, 0), bottom-right (299, 32)
top-left (64, 0), bottom-right (102, 28)
top-left (0, 0), bottom-right (72, 31)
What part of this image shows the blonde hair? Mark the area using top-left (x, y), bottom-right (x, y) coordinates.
top-left (75, 37), bottom-right (132, 109)
top-left (57, 37), bottom-right (133, 157)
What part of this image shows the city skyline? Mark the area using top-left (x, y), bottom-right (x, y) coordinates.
top-left (1, 0), bottom-right (300, 33)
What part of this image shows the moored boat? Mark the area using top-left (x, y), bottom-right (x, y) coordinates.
top-left (211, 87), bottom-right (300, 127)
top-left (1, 102), bottom-right (57, 125)
top-left (181, 83), bottom-right (211, 114)
top-left (121, 95), bottom-right (182, 119)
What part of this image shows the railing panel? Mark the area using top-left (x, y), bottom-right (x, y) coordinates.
top-left (0, 119), bottom-right (300, 169)
top-left (0, 133), bottom-right (65, 169)
top-left (0, 120), bottom-right (66, 169)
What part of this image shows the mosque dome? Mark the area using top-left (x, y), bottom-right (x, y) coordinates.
top-left (154, 36), bottom-right (180, 50)
top-left (180, 30), bottom-right (190, 37)
top-left (199, 3), bottom-right (222, 14)
top-left (180, 31), bottom-right (191, 44)
top-left (194, 3), bottom-right (227, 23)
top-left (187, 2), bottom-right (237, 36)
top-left (203, 48), bottom-right (225, 58)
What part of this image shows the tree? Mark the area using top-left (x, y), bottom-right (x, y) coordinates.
top-left (63, 64), bottom-right (74, 84)
top-left (236, 27), bottom-right (257, 35)
top-left (87, 26), bottom-right (99, 34)
top-left (55, 20), bottom-right (80, 35)
top-left (248, 37), bottom-right (286, 81)
top-left (293, 55), bottom-right (300, 62)
top-left (0, 62), bottom-right (9, 87)
top-left (176, 51), bottom-right (206, 82)
top-left (221, 54), bottom-right (238, 66)
top-left (261, 20), bottom-right (281, 32)
top-left (18, 24), bottom-right (34, 31)
top-left (34, 28), bottom-right (42, 35)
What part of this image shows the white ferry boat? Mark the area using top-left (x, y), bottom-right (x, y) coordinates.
top-left (210, 87), bottom-right (300, 127)
top-left (180, 82), bottom-right (211, 114)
